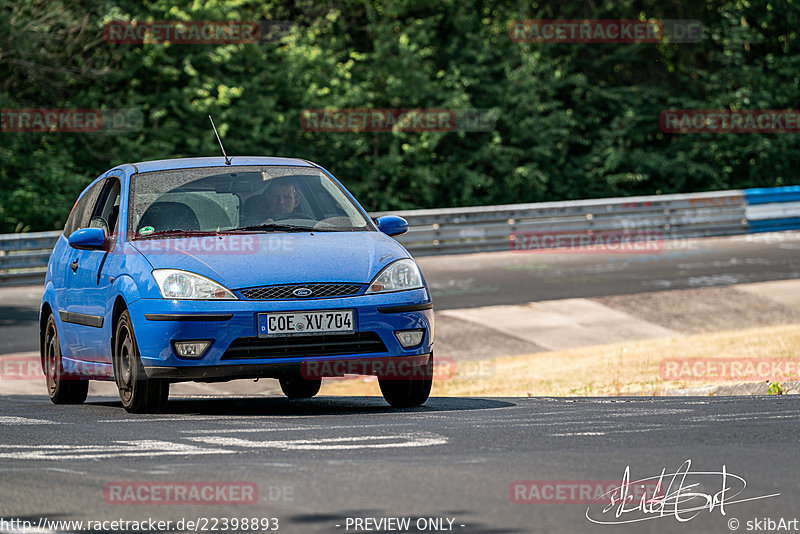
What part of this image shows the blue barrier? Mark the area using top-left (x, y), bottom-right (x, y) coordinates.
top-left (747, 217), bottom-right (800, 233)
top-left (744, 185), bottom-right (800, 232)
top-left (744, 186), bottom-right (800, 205)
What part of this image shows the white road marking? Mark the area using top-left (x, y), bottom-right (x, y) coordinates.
top-left (0, 431), bottom-right (448, 460)
top-left (0, 440), bottom-right (234, 461)
top-left (186, 423), bottom-right (415, 434)
top-left (0, 467), bottom-right (87, 475)
top-left (191, 432), bottom-right (448, 450)
top-left (549, 431), bottom-right (606, 436)
top-left (0, 416), bottom-right (59, 425)
top-left (96, 417), bottom-right (235, 423)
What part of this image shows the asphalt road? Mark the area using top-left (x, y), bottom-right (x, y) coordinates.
top-left (0, 394), bottom-right (798, 534)
top-left (3, 232), bottom-right (800, 354)
top-left (423, 232), bottom-right (800, 309)
top-left (2, 232), bottom-right (800, 534)
top-left (0, 285), bottom-right (42, 355)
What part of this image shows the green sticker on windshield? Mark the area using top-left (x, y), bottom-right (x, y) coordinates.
top-left (139, 226), bottom-right (155, 236)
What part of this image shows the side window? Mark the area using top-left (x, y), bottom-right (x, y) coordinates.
top-left (90, 178), bottom-right (122, 236)
top-left (63, 179), bottom-right (106, 238)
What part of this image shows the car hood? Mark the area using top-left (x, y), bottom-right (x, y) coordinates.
top-left (131, 231), bottom-right (410, 289)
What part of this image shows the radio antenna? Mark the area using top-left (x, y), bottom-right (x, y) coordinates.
top-left (208, 115), bottom-right (231, 165)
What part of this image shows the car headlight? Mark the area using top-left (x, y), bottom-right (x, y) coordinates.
top-left (365, 259), bottom-right (424, 294)
top-left (152, 269), bottom-right (237, 300)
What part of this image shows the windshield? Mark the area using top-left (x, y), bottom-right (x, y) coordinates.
top-left (128, 165), bottom-right (372, 238)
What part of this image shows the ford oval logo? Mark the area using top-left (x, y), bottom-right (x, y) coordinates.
top-left (293, 287), bottom-right (313, 297)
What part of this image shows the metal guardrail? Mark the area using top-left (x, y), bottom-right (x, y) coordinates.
top-left (378, 190), bottom-right (749, 256)
top-left (0, 232), bottom-right (61, 285)
top-left (1, 186), bottom-right (799, 286)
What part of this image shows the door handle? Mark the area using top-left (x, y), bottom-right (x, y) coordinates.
top-left (70, 260), bottom-right (79, 273)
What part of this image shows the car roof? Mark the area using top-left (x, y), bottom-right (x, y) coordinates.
top-left (128, 156), bottom-right (318, 174)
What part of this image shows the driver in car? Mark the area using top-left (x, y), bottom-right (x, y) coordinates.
top-left (265, 179), bottom-right (300, 220)
top-left (242, 177), bottom-right (301, 226)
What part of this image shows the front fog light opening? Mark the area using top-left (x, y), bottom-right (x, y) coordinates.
top-left (173, 340), bottom-right (212, 359)
top-left (395, 329), bottom-right (424, 348)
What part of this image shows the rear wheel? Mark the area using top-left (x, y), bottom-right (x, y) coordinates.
top-left (43, 315), bottom-right (88, 404)
top-left (378, 353), bottom-right (433, 408)
top-left (279, 376), bottom-right (322, 399)
top-left (114, 310), bottom-right (169, 413)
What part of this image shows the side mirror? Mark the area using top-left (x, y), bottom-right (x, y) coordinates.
top-left (375, 215), bottom-right (408, 237)
top-left (68, 227), bottom-right (107, 250)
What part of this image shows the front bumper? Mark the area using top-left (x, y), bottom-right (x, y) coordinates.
top-left (144, 353), bottom-right (432, 381)
top-left (127, 288), bottom-right (433, 382)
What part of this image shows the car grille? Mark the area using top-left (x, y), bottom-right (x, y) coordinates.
top-left (220, 332), bottom-right (387, 360)
top-left (239, 283), bottom-right (363, 300)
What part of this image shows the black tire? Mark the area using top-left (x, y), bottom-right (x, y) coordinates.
top-left (43, 315), bottom-right (89, 404)
top-left (114, 310), bottom-right (169, 413)
top-left (279, 376), bottom-right (322, 399)
top-left (378, 353), bottom-right (433, 408)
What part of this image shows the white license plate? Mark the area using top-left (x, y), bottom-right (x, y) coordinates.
top-left (258, 310), bottom-right (355, 337)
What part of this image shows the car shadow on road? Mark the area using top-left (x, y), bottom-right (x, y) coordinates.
top-left (87, 396), bottom-right (516, 416)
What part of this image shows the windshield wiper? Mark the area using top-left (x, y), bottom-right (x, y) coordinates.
top-left (135, 229), bottom-right (216, 239)
top-left (227, 223), bottom-right (335, 232)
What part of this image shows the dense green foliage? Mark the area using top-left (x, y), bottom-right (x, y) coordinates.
top-left (1, 0), bottom-right (798, 232)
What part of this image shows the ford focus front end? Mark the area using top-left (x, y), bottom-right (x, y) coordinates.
top-left (40, 157), bottom-right (434, 413)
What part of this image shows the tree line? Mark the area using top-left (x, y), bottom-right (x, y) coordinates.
top-left (1, 0), bottom-right (798, 232)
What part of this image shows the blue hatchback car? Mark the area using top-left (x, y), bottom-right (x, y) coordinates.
top-left (40, 157), bottom-right (434, 412)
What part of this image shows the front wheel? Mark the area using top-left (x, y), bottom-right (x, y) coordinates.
top-left (114, 310), bottom-right (169, 413)
top-left (43, 315), bottom-right (88, 404)
top-left (378, 353), bottom-right (433, 408)
top-left (279, 376), bottom-right (322, 399)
